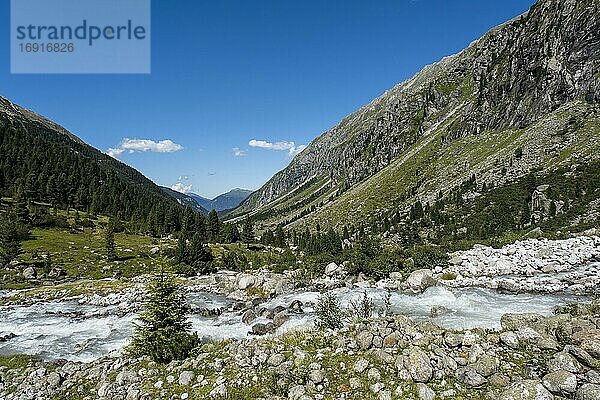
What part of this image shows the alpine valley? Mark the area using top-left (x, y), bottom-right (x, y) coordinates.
top-left (0, 1), bottom-right (600, 400)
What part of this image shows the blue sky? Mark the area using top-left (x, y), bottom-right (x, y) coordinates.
top-left (0, 0), bottom-right (534, 198)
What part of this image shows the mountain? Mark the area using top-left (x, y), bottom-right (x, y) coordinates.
top-left (0, 96), bottom-right (189, 225)
top-left (160, 187), bottom-right (208, 214)
top-left (190, 189), bottom-right (253, 212)
top-left (229, 0), bottom-right (600, 237)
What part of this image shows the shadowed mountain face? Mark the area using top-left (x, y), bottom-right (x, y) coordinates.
top-left (160, 187), bottom-right (208, 214)
top-left (230, 0), bottom-right (600, 231)
top-left (190, 189), bottom-right (253, 212)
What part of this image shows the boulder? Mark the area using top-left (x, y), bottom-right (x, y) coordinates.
top-left (542, 370), bottom-right (577, 395)
top-left (325, 262), bottom-right (340, 276)
top-left (288, 385), bottom-right (306, 400)
top-left (500, 314), bottom-right (545, 331)
top-left (474, 355), bottom-right (499, 377)
top-left (273, 311), bottom-right (289, 328)
top-left (499, 380), bottom-right (553, 400)
top-left (241, 309), bottom-right (257, 325)
top-left (547, 351), bottom-right (582, 374)
top-left (251, 322), bottom-right (274, 335)
top-left (238, 275), bottom-right (256, 290)
top-left (22, 267), bottom-right (37, 280)
top-left (406, 269), bottom-right (437, 292)
top-left (416, 383), bottom-right (435, 400)
top-left (576, 384), bottom-right (600, 400)
top-left (178, 371), bottom-right (195, 386)
top-left (406, 347), bottom-right (433, 383)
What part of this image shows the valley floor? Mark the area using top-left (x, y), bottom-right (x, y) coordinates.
top-left (0, 235), bottom-right (599, 399)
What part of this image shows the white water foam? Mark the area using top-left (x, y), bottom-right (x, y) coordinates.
top-left (0, 287), bottom-right (577, 361)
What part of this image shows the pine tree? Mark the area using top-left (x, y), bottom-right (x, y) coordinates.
top-left (241, 217), bottom-right (254, 244)
top-left (274, 225), bottom-right (286, 248)
top-left (549, 201), bottom-right (557, 217)
top-left (206, 210), bottom-right (220, 242)
top-left (130, 272), bottom-right (199, 363)
top-left (0, 211), bottom-right (25, 266)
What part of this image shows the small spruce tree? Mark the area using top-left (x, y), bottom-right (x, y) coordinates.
top-left (0, 211), bottom-right (26, 266)
top-left (130, 272), bottom-right (198, 363)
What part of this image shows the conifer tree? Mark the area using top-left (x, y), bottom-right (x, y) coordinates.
top-left (241, 217), bottom-right (254, 244)
top-left (130, 272), bottom-right (198, 363)
top-left (0, 210), bottom-right (25, 266)
top-left (206, 210), bottom-right (220, 242)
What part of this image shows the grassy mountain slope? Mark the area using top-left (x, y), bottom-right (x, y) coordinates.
top-left (229, 0), bottom-right (600, 235)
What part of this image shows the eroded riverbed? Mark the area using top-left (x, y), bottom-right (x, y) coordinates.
top-left (0, 286), bottom-right (580, 362)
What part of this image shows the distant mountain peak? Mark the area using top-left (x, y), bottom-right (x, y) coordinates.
top-left (189, 188), bottom-right (253, 212)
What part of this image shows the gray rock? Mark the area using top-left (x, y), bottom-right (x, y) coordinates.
top-left (500, 332), bottom-right (519, 349)
top-left (353, 358), bottom-right (369, 373)
top-left (580, 339), bottom-right (600, 358)
top-left (309, 368), bottom-right (324, 384)
top-left (357, 331), bottom-right (374, 350)
top-left (325, 262), bottom-right (340, 276)
top-left (370, 382), bottom-right (385, 393)
top-left (267, 353), bottom-right (286, 367)
top-left (406, 269), bottom-right (437, 292)
top-left (47, 371), bottom-right (62, 387)
top-left (273, 311), bottom-right (289, 328)
top-left (416, 383), bottom-right (435, 400)
top-left (22, 267), bottom-right (37, 280)
top-left (379, 390), bottom-right (392, 400)
top-left (499, 380), bottom-right (554, 400)
top-left (542, 370), bottom-right (577, 395)
top-left (178, 371), bottom-right (195, 386)
top-left (474, 355), bottom-right (499, 378)
top-left (251, 322), bottom-right (274, 335)
top-left (547, 351), bottom-right (582, 374)
top-left (576, 384), bottom-right (600, 400)
top-left (288, 385), bottom-right (306, 400)
top-left (238, 275), bottom-right (256, 290)
top-left (430, 305), bottom-right (450, 317)
top-left (501, 314), bottom-right (545, 331)
top-left (444, 333), bottom-right (463, 348)
top-left (458, 367), bottom-right (487, 387)
top-left (241, 309), bottom-right (257, 324)
top-left (406, 347), bottom-right (433, 383)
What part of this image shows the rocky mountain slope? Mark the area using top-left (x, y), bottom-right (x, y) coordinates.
top-left (230, 0), bottom-right (600, 233)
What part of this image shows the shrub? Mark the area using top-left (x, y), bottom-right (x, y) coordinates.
top-left (349, 291), bottom-right (376, 321)
top-left (315, 293), bottom-right (345, 330)
top-left (440, 272), bottom-right (457, 280)
top-left (129, 272), bottom-right (199, 363)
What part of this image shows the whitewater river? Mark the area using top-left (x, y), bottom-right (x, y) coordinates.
top-left (0, 286), bottom-right (578, 362)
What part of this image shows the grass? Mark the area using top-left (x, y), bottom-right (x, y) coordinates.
top-left (1, 227), bottom-right (165, 290)
top-left (0, 354), bottom-right (39, 370)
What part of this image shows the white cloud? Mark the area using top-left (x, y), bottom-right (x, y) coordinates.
top-left (248, 139), bottom-right (306, 157)
top-left (232, 147), bottom-right (247, 157)
top-left (171, 182), bottom-right (193, 194)
top-left (107, 147), bottom-right (125, 158)
top-left (107, 138), bottom-right (183, 158)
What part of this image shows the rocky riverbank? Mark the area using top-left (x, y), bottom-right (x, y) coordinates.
top-left (1, 236), bottom-right (599, 399)
top-left (1, 300), bottom-right (599, 400)
top-left (442, 236), bottom-right (600, 295)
